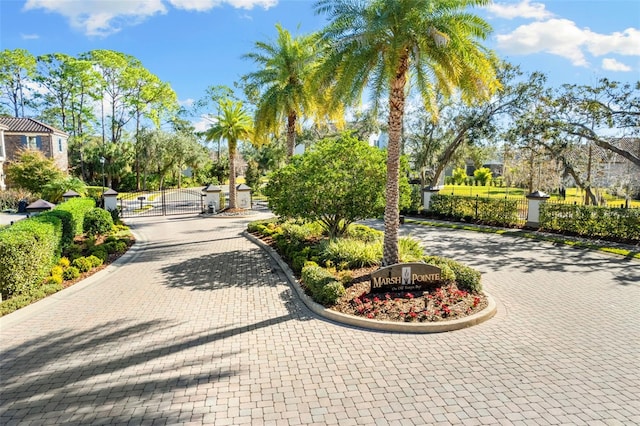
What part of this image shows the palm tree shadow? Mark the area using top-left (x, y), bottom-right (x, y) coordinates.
top-left (0, 309), bottom-right (302, 424)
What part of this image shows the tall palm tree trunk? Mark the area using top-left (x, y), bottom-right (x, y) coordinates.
top-left (228, 141), bottom-right (237, 209)
top-left (286, 113), bottom-right (297, 158)
top-left (383, 55), bottom-right (409, 266)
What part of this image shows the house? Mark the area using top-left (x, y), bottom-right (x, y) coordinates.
top-left (0, 117), bottom-right (69, 190)
top-left (0, 123), bottom-right (7, 190)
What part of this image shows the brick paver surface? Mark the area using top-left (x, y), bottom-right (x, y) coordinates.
top-left (1, 214), bottom-right (639, 425)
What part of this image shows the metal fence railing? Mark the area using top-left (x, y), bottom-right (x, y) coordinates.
top-left (429, 194), bottom-right (527, 227)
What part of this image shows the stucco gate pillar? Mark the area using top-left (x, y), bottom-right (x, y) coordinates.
top-left (525, 190), bottom-right (550, 229)
top-left (423, 186), bottom-right (441, 212)
top-left (236, 184), bottom-right (252, 209)
top-left (203, 184), bottom-right (222, 213)
top-left (103, 188), bottom-right (118, 212)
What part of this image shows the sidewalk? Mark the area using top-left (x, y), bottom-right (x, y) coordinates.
top-left (1, 213), bottom-right (638, 425)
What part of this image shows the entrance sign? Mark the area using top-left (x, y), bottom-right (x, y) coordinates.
top-left (370, 263), bottom-right (442, 292)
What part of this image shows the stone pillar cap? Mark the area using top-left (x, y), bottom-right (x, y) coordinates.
top-left (526, 190), bottom-right (550, 199)
top-left (204, 184), bottom-right (221, 192)
top-left (103, 188), bottom-right (118, 196)
top-left (423, 186), bottom-right (441, 192)
top-left (62, 190), bottom-right (80, 198)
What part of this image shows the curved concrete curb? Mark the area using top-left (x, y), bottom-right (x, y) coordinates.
top-left (244, 231), bottom-right (497, 334)
top-left (0, 226), bottom-right (146, 328)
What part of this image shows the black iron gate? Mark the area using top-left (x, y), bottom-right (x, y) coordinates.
top-left (119, 188), bottom-right (205, 218)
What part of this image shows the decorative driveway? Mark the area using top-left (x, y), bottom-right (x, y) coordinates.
top-left (1, 214), bottom-right (638, 425)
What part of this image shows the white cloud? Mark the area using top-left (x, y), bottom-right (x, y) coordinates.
top-left (486, 0), bottom-right (553, 20)
top-left (24, 0), bottom-right (167, 37)
top-left (168, 0), bottom-right (277, 11)
top-left (23, 0), bottom-right (277, 37)
top-left (20, 33), bottom-right (40, 40)
top-left (601, 58), bottom-right (632, 72)
top-left (496, 19), bottom-right (640, 67)
top-left (586, 28), bottom-right (640, 57)
top-left (179, 98), bottom-right (195, 107)
top-left (496, 19), bottom-right (589, 66)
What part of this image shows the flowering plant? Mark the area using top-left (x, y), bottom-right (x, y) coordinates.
top-left (348, 284), bottom-right (485, 322)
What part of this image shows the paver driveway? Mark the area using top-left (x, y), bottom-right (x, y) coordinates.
top-left (1, 213), bottom-right (639, 425)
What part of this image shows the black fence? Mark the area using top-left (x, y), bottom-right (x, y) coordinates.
top-left (119, 188), bottom-right (205, 218)
top-left (428, 194), bottom-right (528, 227)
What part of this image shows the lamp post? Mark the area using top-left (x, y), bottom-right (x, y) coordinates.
top-left (100, 156), bottom-right (106, 206)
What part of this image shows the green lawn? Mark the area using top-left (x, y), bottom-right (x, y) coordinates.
top-left (440, 185), bottom-right (640, 208)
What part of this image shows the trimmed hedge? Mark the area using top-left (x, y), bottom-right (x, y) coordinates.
top-left (83, 208), bottom-right (114, 236)
top-left (301, 262), bottom-right (345, 305)
top-left (540, 203), bottom-right (640, 242)
top-left (55, 197), bottom-right (96, 236)
top-left (430, 194), bottom-right (521, 227)
top-left (0, 215), bottom-right (62, 298)
top-left (423, 255), bottom-right (482, 292)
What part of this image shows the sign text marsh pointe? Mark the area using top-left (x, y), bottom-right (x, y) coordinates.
top-left (370, 263), bottom-right (442, 293)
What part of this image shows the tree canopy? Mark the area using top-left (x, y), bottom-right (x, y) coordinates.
top-left (315, 0), bottom-right (500, 264)
top-left (265, 134), bottom-right (405, 238)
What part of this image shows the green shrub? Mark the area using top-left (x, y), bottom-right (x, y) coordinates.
top-left (45, 274), bottom-right (63, 285)
top-left (89, 246), bottom-right (108, 262)
top-left (0, 217), bottom-right (61, 298)
top-left (540, 203), bottom-right (640, 242)
top-left (320, 239), bottom-right (382, 269)
top-left (62, 266), bottom-right (80, 281)
top-left (50, 265), bottom-right (64, 277)
top-left (0, 189), bottom-right (34, 211)
top-left (429, 194), bottom-right (520, 227)
top-left (64, 244), bottom-right (84, 262)
top-left (87, 255), bottom-right (103, 268)
top-left (423, 255), bottom-right (482, 292)
top-left (473, 167), bottom-right (493, 186)
top-left (301, 263), bottom-right (345, 305)
top-left (55, 197), bottom-right (96, 236)
top-left (104, 240), bottom-right (127, 254)
top-left (83, 208), bottom-right (114, 236)
top-left (107, 208), bottom-right (120, 225)
top-left (72, 257), bottom-right (93, 273)
top-left (41, 209), bottom-right (74, 249)
top-left (345, 224), bottom-right (383, 243)
top-left (399, 237), bottom-right (424, 262)
top-left (0, 283), bottom-right (63, 316)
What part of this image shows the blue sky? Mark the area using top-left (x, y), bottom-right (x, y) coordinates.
top-left (1, 0), bottom-right (639, 128)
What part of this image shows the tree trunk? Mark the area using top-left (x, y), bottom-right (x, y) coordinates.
top-left (286, 112), bottom-right (297, 158)
top-left (382, 54), bottom-right (409, 266)
top-left (228, 140), bottom-right (237, 209)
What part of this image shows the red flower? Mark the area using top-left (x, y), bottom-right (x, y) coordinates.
top-left (373, 296), bottom-right (380, 303)
top-left (405, 293), bottom-right (414, 299)
top-left (385, 293), bottom-right (391, 300)
top-left (473, 297), bottom-right (480, 307)
top-left (367, 313), bottom-right (374, 319)
top-left (409, 311), bottom-right (417, 318)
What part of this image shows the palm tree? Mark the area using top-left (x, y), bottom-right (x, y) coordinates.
top-left (205, 99), bottom-right (253, 209)
top-left (242, 24), bottom-right (326, 158)
top-left (315, 0), bottom-right (501, 265)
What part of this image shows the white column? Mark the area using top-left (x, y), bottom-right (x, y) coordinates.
top-left (103, 188), bottom-right (118, 211)
top-left (526, 190), bottom-right (550, 228)
top-left (423, 187), bottom-right (441, 211)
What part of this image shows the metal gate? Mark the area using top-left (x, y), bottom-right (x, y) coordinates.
top-left (119, 188), bottom-right (205, 218)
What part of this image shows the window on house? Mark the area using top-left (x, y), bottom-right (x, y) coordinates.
top-left (26, 136), bottom-right (38, 149)
top-left (58, 138), bottom-right (63, 152)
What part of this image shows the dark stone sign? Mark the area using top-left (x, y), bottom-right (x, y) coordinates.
top-left (370, 263), bottom-right (442, 293)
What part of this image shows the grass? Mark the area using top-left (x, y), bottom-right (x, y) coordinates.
top-left (405, 218), bottom-right (640, 260)
top-left (441, 185), bottom-right (640, 208)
